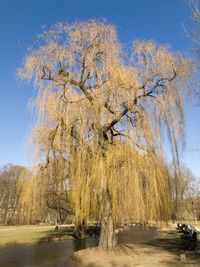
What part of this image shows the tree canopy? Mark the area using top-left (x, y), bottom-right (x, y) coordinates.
top-left (18, 20), bottom-right (191, 248)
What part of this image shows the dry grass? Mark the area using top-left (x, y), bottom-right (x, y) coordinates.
top-left (74, 244), bottom-right (200, 267)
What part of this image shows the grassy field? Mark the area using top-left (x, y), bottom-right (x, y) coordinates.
top-left (0, 225), bottom-right (74, 246)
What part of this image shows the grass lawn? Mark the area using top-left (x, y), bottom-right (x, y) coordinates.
top-left (0, 225), bottom-right (74, 246)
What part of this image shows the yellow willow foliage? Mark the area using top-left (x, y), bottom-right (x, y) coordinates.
top-left (70, 142), bottom-right (170, 225)
top-left (17, 169), bottom-right (34, 224)
top-left (18, 20), bottom-right (192, 225)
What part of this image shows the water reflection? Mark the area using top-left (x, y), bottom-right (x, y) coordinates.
top-left (0, 238), bottom-right (99, 267)
top-left (118, 226), bottom-right (159, 244)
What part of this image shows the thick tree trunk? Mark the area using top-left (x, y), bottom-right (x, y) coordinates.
top-left (99, 193), bottom-right (116, 249)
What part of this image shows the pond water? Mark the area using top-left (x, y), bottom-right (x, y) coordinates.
top-left (117, 225), bottom-right (160, 244)
top-left (0, 226), bottom-right (159, 267)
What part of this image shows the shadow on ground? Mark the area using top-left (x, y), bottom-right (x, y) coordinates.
top-left (147, 233), bottom-right (200, 266)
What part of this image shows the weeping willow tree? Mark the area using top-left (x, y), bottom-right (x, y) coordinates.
top-left (18, 20), bottom-right (191, 248)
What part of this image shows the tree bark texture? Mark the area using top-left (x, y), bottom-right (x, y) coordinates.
top-left (99, 192), bottom-right (116, 249)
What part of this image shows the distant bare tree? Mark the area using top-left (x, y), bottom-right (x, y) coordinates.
top-left (170, 164), bottom-right (196, 221)
top-left (0, 164), bottom-right (27, 224)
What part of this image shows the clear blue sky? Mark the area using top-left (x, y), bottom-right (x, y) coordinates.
top-left (0, 0), bottom-right (200, 176)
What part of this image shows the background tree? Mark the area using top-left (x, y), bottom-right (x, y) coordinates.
top-left (0, 164), bottom-right (28, 224)
top-left (35, 162), bottom-right (73, 225)
top-left (170, 164), bottom-right (196, 221)
top-left (185, 174), bottom-right (200, 221)
top-left (19, 20), bottom-right (191, 248)
top-left (0, 162), bottom-right (72, 225)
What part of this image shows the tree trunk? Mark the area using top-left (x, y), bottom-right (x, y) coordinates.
top-left (172, 200), bottom-right (178, 223)
top-left (75, 219), bottom-right (86, 239)
top-left (191, 201), bottom-right (196, 223)
top-left (99, 193), bottom-right (116, 249)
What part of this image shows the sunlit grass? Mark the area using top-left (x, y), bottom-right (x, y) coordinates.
top-left (0, 225), bottom-right (74, 246)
